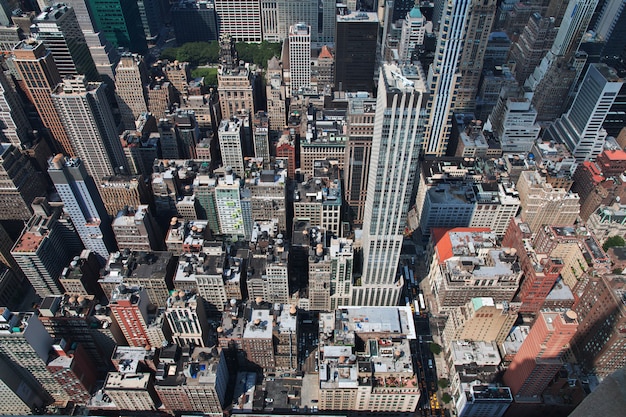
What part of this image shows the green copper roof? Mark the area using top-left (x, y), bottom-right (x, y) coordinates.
top-left (409, 6), bottom-right (422, 19)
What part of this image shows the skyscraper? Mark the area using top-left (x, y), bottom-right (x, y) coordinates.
top-left (352, 63), bottom-right (427, 306)
top-left (33, 4), bottom-right (98, 81)
top-left (48, 155), bottom-right (117, 264)
top-left (12, 40), bottom-right (72, 156)
top-left (423, 0), bottom-right (497, 156)
top-left (214, 0), bottom-right (262, 43)
top-left (544, 64), bottom-right (623, 162)
top-left (52, 76), bottom-right (127, 181)
top-left (11, 199), bottom-right (83, 297)
top-left (0, 144), bottom-right (47, 221)
top-left (334, 11), bottom-right (378, 93)
top-left (114, 53), bottom-right (149, 131)
top-left (503, 310), bottom-right (578, 401)
top-left (0, 57), bottom-right (32, 148)
top-left (288, 23), bottom-right (311, 94)
top-left (87, 0), bottom-right (147, 53)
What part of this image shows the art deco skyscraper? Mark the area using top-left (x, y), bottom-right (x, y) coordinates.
top-left (352, 63), bottom-right (427, 306)
top-left (48, 155), bottom-right (117, 264)
top-left (52, 76), bottom-right (127, 181)
top-left (12, 40), bottom-right (73, 156)
top-left (423, 0), bottom-right (497, 156)
top-left (288, 23), bottom-right (311, 94)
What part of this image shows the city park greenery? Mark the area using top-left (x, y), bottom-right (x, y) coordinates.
top-left (603, 235), bottom-right (625, 252)
top-left (161, 41), bottom-right (282, 86)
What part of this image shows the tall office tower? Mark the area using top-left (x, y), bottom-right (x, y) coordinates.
top-left (313, 45), bottom-right (334, 89)
top-left (544, 64), bottom-right (623, 162)
top-left (0, 144), bottom-right (47, 221)
top-left (115, 53), bottom-right (149, 131)
top-left (87, 0), bottom-right (147, 53)
top-left (594, 0), bottom-right (626, 58)
top-left (12, 40), bottom-right (73, 156)
top-left (136, 0), bottom-right (163, 43)
top-left (507, 14), bottom-right (557, 85)
top-left (398, 5), bottom-right (429, 64)
top-left (487, 90), bottom-right (541, 153)
top-left (165, 290), bottom-right (210, 347)
top-left (252, 111), bottom-right (270, 161)
top-left (503, 310), bottom-right (578, 401)
top-left (171, 0), bottom-right (219, 44)
top-left (0, 309), bottom-right (69, 405)
top-left (334, 11), bottom-right (378, 93)
top-left (48, 155), bottom-right (117, 264)
top-left (217, 35), bottom-right (256, 119)
top-left (0, 355), bottom-right (47, 415)
top-left (344, 93), bottom-right (376, 226)
top-left (33, 4), bottom-right (98, 81)
top-left (352, 64), bottom-right (426, 307)
top-left (260, 0), bottom-right (279, 41)
top-left (111, 205), bottom-right (161, 251)
top-left (52, 76), bottom-right (127, 181)
top-left (214, 0), bottom-right (262, 42)
top-left (526, 0), bottom-right (599, 121)
top-left (265, 56), bottom-right (286, 131)
top-left (11, 199), bottom-right (83, 296)
top-left (0, 26), bottom-right (23, 53)
top-left (423, 0), bottom-right (497, 157)
top-left (319, 0), bottom-right (336, 43)
top-left (572, 275), bottom-right (626, 378)
top-left (288, 23), bottom-right (311, 95)
top-left (0, 58), bottom-right (31, 148)
top-left (60, 0), bottom-right (120, 81)
top-left (276, 0), bottom-right (318, 42)
top-left (218, 117), bottom-right (244, 177)
top-left (392, 0), bottom-right (416, 22)
top-left (516, 171), bottom-right (580, 234)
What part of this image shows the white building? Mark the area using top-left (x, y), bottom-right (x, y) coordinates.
top-left (218, 117), bottom-right (245, 177)
top-left (215, 173), bottom-right (246, 238)
top-left (353, 63), bottom-right (427, 306)
top-left (214, 0), bottom-right (263, 42)
top-left (398, 5), bottom-right (431, 63)
top-left (288, 23), bottom-right (311, 94)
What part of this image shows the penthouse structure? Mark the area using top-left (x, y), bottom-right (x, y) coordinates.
top-left (427, 228), bottom-right (522, 313)
top-left (317, 307), bottom-right (419, 412)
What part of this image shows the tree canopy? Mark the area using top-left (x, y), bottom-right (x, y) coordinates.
top-left (603, 235), bottom-right (625, 252)
top-left (161, 41), bottom-right (281, 69)
top-left (429, 342), bottom-right (442, 355)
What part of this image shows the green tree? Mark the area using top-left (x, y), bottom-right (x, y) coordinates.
top-left (437, 378), bottom-right (449, 389)
top-left (429, 343), bottom-right (442, 355)
top-left (603, 235), bottom-right (625, 252)
top-left (191, 67), bottom-right (217, 86)
top-left (441, 393), bottom-right (452, 404)
top-left (160, 47), bottom-right (178, 61)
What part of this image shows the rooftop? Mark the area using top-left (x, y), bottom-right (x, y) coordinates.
top-left (450, 340), bottom-right (501, 366)
top-left (243, 308), bottom-right (273, 339)
top-left (104, 372), bottom-right (151, 390)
